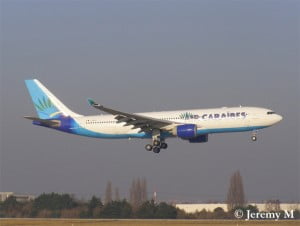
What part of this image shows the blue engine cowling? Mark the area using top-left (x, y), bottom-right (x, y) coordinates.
top-left (176, 124), bottom-right (197, 139)
top-left (188, 134), bottom-right (208, 143)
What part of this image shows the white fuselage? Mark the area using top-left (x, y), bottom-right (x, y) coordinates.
top-left (71, 106), bottom-right (282, 139)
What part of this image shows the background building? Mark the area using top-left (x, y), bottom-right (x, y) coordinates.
top-left (0, 192), bottom-right (35, 202)
top-left (176, 202), bottom-right (300, 213)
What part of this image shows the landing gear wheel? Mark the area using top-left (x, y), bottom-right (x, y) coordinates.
top-left (160, 143), bottom-right (168, 149)
top-left (153, 140), bottom-right (161, 147)
top-left (251, 135), bottom-right (257, 141)
top-left (145, 144), bottom-right (153, 151)
top-left (153, 146), bottom-right (161, 153)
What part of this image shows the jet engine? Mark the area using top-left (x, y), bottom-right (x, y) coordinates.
top-left (188, 134), bottom-right (208, 143)
top-left (173, 124), bottom-right (197, 139)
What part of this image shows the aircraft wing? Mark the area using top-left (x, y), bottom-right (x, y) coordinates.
top-left (87, 99), bottom-right (177, 133)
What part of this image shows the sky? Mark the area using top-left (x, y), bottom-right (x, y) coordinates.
top-left (0, 0), bottom-right (299, 203)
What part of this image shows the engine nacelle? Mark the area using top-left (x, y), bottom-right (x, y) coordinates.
top-left (173, 124), bottom-right (197, 139)
top-left (188, 134), bottom-right (208, 143)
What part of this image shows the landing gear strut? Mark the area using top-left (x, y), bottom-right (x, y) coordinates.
top-left (153, 140), bottom-right (160, 147)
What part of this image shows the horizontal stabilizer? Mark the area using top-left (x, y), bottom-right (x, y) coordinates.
top-left (24, 116), bottom-right (61, 127)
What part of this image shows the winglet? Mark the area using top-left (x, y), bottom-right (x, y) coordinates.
top-left (87, 98), bottom-right (96, 106)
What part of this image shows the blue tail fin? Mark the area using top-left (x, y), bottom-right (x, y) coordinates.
top-left (25, 79), bottom-right (81, 119)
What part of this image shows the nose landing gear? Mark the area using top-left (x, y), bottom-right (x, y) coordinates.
top-left (251, 131), bottom-right (257, 141)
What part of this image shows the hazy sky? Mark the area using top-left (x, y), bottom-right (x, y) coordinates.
top-left (0, 0), bottom-right (299, 203)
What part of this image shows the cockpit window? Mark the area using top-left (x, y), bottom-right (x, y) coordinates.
top-left (267, 111), bottom-right (275, 115)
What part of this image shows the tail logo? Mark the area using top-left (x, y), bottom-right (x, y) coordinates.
top-left (179, 112), bottom-right (200, 120)
top-left (34, 97), bottom-right (62, 118)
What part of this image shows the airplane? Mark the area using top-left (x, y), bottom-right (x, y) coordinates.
top-left (24, 79), bottom-right (283, 154)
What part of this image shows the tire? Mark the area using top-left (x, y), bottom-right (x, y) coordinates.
top-left (145, 144), bottom-right (153, 151)
top-left (160, 143), bottom-right (168, 149)
top-left (153, 147), bottom-right (161, 153)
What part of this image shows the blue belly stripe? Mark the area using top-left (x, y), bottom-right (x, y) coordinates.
top-left (34, 116), bottom-right (268, 139)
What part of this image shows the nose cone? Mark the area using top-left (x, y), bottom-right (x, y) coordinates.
top-left (274, 114), bottom-right (283, 124)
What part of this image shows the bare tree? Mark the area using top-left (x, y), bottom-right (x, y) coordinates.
top-left (226, 170), bottom-right (246, 211)
top-left (129, 179), bottom-right (136, 208)
top-left (104, 181), bottom-right (112, 204)
top-left (136, 178), bottom-right (142, 206)
top-left (141, 177), bottom-right (148, 202)
top-left (129, 177), bottom-right (148, 210)
top-left (115, 187), bottom-right (120, 201)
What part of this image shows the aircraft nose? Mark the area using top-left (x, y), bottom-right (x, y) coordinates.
top-left (275, 114), bottom-right (283, 123)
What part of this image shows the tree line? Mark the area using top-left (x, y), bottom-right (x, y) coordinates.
top-left (1, 174), bottom-right (299, 219)
top-left (2, 193), bottom-right (298, 219)
top-left (0, 192), bottom-right (177, 219)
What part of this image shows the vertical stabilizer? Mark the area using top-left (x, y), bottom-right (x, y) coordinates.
top-left (25, 79), bottom-right (81, 119)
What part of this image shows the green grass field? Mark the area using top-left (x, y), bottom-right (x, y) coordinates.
top-left (0, 219), bottom-right (299, 226)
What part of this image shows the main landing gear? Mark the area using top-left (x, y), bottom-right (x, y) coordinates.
top-left (145, 140), bottom-right (168, 153)
top-left (145, 129), bottom-right (168, 153)
top-left (145, 129), bottom-right (168, 154)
